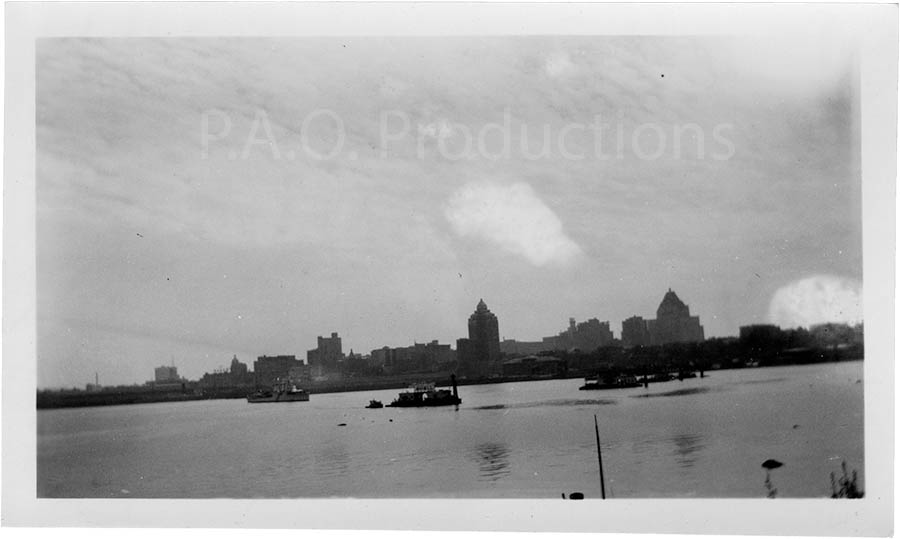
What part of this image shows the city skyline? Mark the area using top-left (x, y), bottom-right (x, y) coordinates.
top-left (37, 37), bottom-right (862, 387)
top-left (48, 290), bottom-right (865, 390)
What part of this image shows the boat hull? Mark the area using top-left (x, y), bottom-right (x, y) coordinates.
top-left (386, 396), bottom-right (461, 408)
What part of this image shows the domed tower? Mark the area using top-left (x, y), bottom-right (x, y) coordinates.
top-left (458, 299), bottom-right (501, 377)
top-left (657, 288), bottom-right (690, 320)
top-left (651, 288), bottom-right (705, 345)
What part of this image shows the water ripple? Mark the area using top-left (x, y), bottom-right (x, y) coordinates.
top-left (671, 433), bottom-right (706, 469)
top-left (471, 398), bottom-right (616, 410)
top-left (633, 387), bottom-right (713, 399)
top-left (741, 378), bottom-right (788, 385)
top-left (468, 442), bottom-right (511, 481)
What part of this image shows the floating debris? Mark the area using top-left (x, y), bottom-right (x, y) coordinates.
top-left (762, 459), bottom-right (784, 498)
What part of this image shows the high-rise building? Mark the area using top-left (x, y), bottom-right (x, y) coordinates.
top-left (457, 299), bottom-right (501, 377)
top-left (621, 289), bottom-right (704, 347)
top-left (306, 332), bottom-right (344, 376)
top-left (288, 364), bottom-right (312, 384)
top-left (652, 289), bottom-right (705, 344)
top-left (622, 316), bottom-right (652, 347)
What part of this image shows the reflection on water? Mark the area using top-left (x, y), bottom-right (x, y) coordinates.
top-left (628, 433), bottom-right (707, 470)
top-left (634, 387), bottom-right (712, 399)
top-left (472, 399), bottom-right (616, 411)
top-left (671, 434), bottom-right (705, 469)
top-left (469, 442), bottom-right (510, 481)
top-left (37, 362), bottom-right (864, 498)
top-left (741, 378), bottom-right (787, 385)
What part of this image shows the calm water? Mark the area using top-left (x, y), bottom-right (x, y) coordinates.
top-left (38, 361), bottom-right (864, 498)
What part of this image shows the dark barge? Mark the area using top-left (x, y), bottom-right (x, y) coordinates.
top-left (386, 375), bottom-right (461, 407)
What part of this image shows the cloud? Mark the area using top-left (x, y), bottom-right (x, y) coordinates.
top-left (544, 51), bottom-right (578, 78)
top-left (768, 275), bottom-right (862, 328)
top-left (445, 182), bottom-right (582, 266)
top-left (35, 37), bottom-right (861, 386)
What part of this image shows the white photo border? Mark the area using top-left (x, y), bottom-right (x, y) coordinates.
top-left (3, 2), bottom-right (895, 535)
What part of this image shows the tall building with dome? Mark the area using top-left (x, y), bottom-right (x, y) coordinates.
top-left (456, 299), bottom-right (501, 377)
top-left (651, 289), bottom-right (705, 344)
top-left (621, 289), bottom-right (705, 347)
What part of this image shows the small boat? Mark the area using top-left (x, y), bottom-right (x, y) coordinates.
top-left (247, 380), bottom-right (310, 403)
top-left (579, 374), bottom-right (641, 391)
top-left (366, 400), bottom-right (384, 409)
top-left (387, 375), bottom-right (461, 408)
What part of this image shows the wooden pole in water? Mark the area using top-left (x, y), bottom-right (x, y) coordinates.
top-left (594, 414), bottom-right (606, 499)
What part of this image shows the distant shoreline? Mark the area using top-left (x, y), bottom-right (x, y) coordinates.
top-left (36, 355), bottom-right (863, 410)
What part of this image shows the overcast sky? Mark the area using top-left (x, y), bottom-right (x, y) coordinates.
top-left (37, 37), bottom-right (862, 388)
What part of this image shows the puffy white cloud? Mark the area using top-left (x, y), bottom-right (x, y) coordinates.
top-left (768, 275), bottom-right (862, 328)
top-left (445, 182), bottom-right (582, 266)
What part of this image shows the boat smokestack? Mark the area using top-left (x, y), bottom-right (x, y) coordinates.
top-left (451, 374), bottom-right (459, 400)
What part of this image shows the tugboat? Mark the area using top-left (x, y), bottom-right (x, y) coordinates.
top-left (386, 374), bottom-right (461, 407)
top-left (366, 400), bottom-right (384, 409)
top-left (247, 379), bottom-right (310, 403)
top-left (579, 373), bottom-right (641, 391)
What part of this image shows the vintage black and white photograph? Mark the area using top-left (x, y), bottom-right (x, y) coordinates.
top-left (3, 1), bottom-right (896, 533)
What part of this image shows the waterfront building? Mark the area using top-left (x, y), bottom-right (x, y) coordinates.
top-left (254, 355), bottom-right (304, 387)
top-left (370, 341), bottom-right (456, 375)
top-left (622, 315), bottom-right (653, 347)
top-left (198, 355), bottom-right (255, 391)
top-left (457, 299), bottom-right (501, 377)
top-left (407, 340), bottom-right (456, 372)
top-left (147, 364), bottom-right (187, 390)
top-left (653, 289), bottom-right (705, 344)
top-left (154, 365), bottom-right (180, 383)
top-left (370, 346), bottom-right (390, 370)
top-left (307, 332), bottom-right (344, 376)
top-left (499, 339), bottom-right (547, 356)
top-left (543, 317), bottom-right (615, 352)
top-left (621, 289), bottom-right (705, 347)
top-left (287, 364), bottom-right (312, 384)
top-left (85, 373), bottom-right (102, 392)
top-left (501, 355), bottom-right (566, 377)
top-left (229, 355), bottom-right (249, 376)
